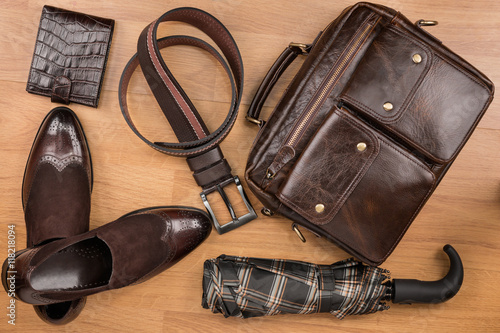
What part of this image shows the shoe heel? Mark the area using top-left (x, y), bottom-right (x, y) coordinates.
top-left (2, 249), bottom-right (28, 297)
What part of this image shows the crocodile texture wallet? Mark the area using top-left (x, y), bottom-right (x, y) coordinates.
top-left (26, 6), bottom-right (115, 107)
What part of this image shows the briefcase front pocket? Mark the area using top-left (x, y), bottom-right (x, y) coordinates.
top-left (277, 107), bottom-right (436, 263)
top-left (340, 24), bottom-right (492, 163)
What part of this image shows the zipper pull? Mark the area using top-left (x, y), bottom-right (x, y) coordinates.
top-left (266, 145), bottom-right (295, 179)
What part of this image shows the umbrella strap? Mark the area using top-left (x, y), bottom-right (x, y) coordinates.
top-left (318, 265), bottom-right (343, 313)
top-left (218, 259), bottom-right (243, 317)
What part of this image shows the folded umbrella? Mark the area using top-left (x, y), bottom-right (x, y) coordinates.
top-left (202, 245), bottom-right (463, 319)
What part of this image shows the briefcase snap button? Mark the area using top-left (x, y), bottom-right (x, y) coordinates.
top-left (383, 102), bottom-right (393, 112)
top-left (412, 53), bottom-right (422, 64)
top-left (315, 204), bottom-right (325, 213)
top-left (357, 142), bottom-right (367, 152)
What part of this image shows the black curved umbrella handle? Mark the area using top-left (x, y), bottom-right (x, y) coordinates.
top-left (391, 244), bottom-right (464, 304)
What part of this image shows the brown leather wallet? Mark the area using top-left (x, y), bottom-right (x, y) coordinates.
top-left (245, 2), bottom-right (494, 266)
top-left (26, 6), bottom-right (114, 107)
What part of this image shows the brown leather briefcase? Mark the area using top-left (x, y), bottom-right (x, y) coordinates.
top-left (244, 2), bottom-right (494, 265)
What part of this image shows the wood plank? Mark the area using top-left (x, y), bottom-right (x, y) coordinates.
top-left (1, 0), bottom-right (499, 331)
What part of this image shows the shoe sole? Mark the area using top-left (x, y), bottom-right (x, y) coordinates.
top-left (2, 248), bottom-right (29, 299)
top-left (21, 106), bottom-right (94, 210)
top-left (119, 205), bottom-right (211, 220)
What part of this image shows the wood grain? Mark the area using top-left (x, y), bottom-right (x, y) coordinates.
top-left (1, 0), bottom-right (499, 331)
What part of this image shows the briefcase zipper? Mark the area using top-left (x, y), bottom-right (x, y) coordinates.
top-left (266, 14), bottom-right (380, 180)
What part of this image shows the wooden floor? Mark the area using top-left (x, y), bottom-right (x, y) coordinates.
top-left (1, 0), bottom-right (499, 331)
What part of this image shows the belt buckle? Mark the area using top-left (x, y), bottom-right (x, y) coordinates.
top-left (200, 176), bottom-right (257, 234)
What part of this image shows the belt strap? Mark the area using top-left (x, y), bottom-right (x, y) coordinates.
top-left (119, 7), bottom-right (256, 233)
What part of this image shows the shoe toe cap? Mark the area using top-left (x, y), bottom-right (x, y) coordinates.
top-left (169, 208), bottom-right (212, 253)
top-left (23, 107), bottom-right (92, 208)
top-left (36, 107), bottom-right (90, 161)
top-left (144, 207), bottom-right (212, 260)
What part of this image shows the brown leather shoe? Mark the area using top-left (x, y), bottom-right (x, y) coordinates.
top-left (3, 206), bottom-right (211, 305)
top-left (22, 107), bottom-right (92, 324)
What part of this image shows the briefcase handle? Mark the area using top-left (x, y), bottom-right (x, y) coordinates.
top-left (245, 41), bottom-right (313, 127)
top-left (246, 19), bottom-right (437, 127)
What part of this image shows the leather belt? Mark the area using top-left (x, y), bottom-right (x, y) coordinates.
top-left (119, 7), bottom-right (257, 234)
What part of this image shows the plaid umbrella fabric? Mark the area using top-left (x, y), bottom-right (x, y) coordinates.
top-left (202, 255), bottom-right (390, 319)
